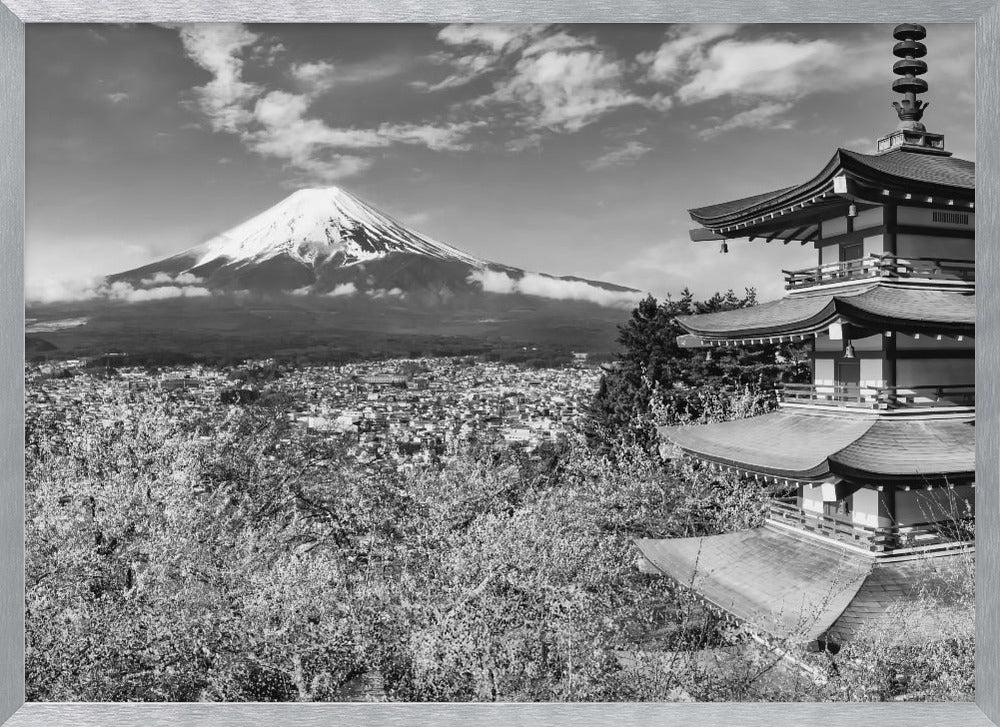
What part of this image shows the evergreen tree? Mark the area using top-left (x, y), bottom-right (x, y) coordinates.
top-left (588, 288), bottom-right (810, 450)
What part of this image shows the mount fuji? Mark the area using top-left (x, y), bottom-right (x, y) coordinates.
top-left (108, 187), bottom-right (640, 306)
top-left (29, 188), bottom-right (643, 360)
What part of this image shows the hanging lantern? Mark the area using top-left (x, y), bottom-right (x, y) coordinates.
top-left (847, 203), bottom-right (858, 218)
top-left (844, 340), bottom-right (856, 359)
top-left (720, 240), bottom-right (729, 254)
top-left (705, 349), bottom-right (713, 362)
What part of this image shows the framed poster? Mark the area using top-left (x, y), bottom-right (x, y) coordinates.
top-left (2, 3), bottom-right (999, 727)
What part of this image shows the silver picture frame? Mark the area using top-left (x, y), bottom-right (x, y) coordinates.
top-left (2, 3), bottom-right (998, 725)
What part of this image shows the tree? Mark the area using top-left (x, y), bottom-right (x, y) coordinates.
top-left (588, 289), bottom-right (810, 450)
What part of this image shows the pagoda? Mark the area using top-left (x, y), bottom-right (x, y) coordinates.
top-left (636, 24), bottom-right (975, 650)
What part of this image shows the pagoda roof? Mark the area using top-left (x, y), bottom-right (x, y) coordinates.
top-left (659, 409), bottom-right (974, 484)
top-left (689, 148), bottom-right (975, 233)
top-left (675, 283), bottom-right (974, 341)
top-left (636, 527), bottom-right (970, 644)
top-left (636, 528), bottom-right (872, 643)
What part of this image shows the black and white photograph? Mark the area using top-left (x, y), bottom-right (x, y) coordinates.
top-left (23, 22), bottom-right (976, 703)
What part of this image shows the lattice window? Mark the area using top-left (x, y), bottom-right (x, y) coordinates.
top-left (932, 210), bottom-right (971, 225)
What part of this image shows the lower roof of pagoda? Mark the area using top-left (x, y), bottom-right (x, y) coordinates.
top-left (659, 409), bottom-right (974, 484)
top-left (636, 527), bottom-right (970, 644)
top-left (675, 283), bottom-right (974, 341)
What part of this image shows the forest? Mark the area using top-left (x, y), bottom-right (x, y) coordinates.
top-left (24, 291), bottom-right (974, 702)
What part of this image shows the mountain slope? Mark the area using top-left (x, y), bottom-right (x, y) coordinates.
top-left (107, 186), bottom-right (639, 302)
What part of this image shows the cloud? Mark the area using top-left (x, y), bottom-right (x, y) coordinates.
top-left (638, 24), bottom-right (738, 82)
top-left (177, 24), bottom-right (262, 133)
top-left (468, 269), bottom-right (643, 308)
top-left (28, 271), bottom-right (209, 304)
top-left (102, 282), bottom-right (212, 302)
top-left (368, 286), bottom-right (404, 299)
top-left (505, 133), bottom-right (544, 153)
top-left (291, 60), bottom-right (337, 95)
top-left (139, 271), bottom-right (204, 286)
top-left (327, 282), bottom-right (357, 297)
top-left (245, 88), bottom-right (476, 180)
top-left (415, 24), bottom-right (547, 93)
top-left (106, 91), bottom-right (130, 104)
top-left (583, 140), bottom-right (652, 170)
top-left (433, 27), bottom-right (672, 134)
top-left (697, 101), bottom-right (794, 139)
top-left (414, 53), bottom-right (495, 92)
top-left (175, 24), bottom-right (480, 183)
top-left (437, 24), bottom-right (543, 54)
top-left (636, 26), bottom-right (890, 139)
top-left (676, 37), bottom-right (845, 104)
top-left (490, 45), bottom-right (672, 132)
top-left (26, 277), bottom-right (104, 304)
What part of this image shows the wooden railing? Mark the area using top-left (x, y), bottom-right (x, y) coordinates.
top-left (783, 254), bottom-right (975, 290)
top-left (766, 499), bottom-right (973, 552)
top-left (778, 383), bottom-right (975, 410)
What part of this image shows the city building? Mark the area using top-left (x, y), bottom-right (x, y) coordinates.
top-left (637, 24), bottom-right (975, 650)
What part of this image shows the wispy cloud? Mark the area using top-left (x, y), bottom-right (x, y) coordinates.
top-left (675, 37), bottom-right (846, 104)
top-left (430, 25), bottom-right (672, 141)
top-left (290, 60), bottom-right (337, 95)
top-left (468, 268), bottom-right (643, 308)
top-left (245, 88), bottom-right (477, 181)
top-left (106, 91), bottom-right (130, 104)
top-left (697, 101), bottom-right (795, 139)
top-left (27, 272), bottom-right (210, 304)
top-left (414, 24), bottom-right (546, 92)
top-left (174, 24), bottom-right (480, 183)
top-left (635, 25), bottom-right (891, 139)
top-left (583, 140), bottom-right (652, 171)
top-left (177, 24), bottom-right (262, 134)
top-left (489, 42), bottom-right (672, 132)
top-left (290, 56), bottom-right (411, 94)
top-left (638, 24), bottom-right (738, 83)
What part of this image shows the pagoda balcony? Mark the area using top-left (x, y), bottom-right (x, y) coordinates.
top-left (783, 253), bottom-right (975, 291)
top-left (778, 383), bottom-right (974, 411)
top-left (766, 498), bottom-right (973, 554)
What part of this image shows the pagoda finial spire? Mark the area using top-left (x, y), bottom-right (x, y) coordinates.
top-left (891, 23), bottom-right (929, 130)
top-left (875, 23), bottom-right (949, 155)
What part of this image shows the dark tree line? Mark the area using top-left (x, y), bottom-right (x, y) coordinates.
top-left (588, 289), bottom-right (811, 450)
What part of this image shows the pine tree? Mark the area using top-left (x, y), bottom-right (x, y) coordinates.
top-left (587, 289), bottom-right (810, 450)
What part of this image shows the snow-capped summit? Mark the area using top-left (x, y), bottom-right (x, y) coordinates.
top-left (107, 186), bottom-right (641, 306)
top-left (188, 186), bottom-right (484, 270)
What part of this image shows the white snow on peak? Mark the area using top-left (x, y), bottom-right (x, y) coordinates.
top-left (187, 186), bottom-right (484, 270)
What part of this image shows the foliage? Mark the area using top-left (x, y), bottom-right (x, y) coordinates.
top-left (817, 551), bottom-right (975, 702)
top-left (588, 290), bottom-right (811, 450)
top-left (26, 402), bottom-right (793, 702)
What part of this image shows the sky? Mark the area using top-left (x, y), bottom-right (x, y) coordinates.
top-left (25, 23), bottom-right (975, 305)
